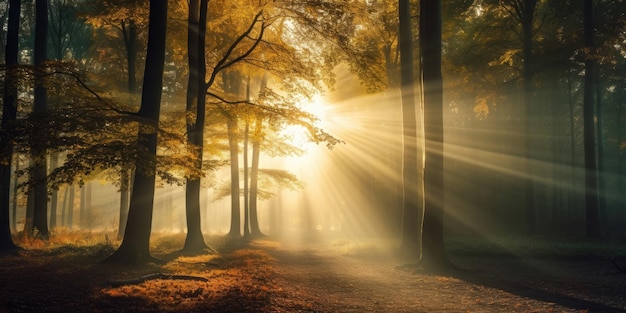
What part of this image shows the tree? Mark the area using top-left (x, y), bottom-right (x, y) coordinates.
top-left (398, 0), bottom-right (421, 260)
top-left (30, 0), bottom-right (50, 239)
top-left (419, 0), bottom-right (451, 270)
top-left (582, 0), bottom-right (600, 239)
top-left (0, 0), bottom-right (21, 252)
top-left (499, 0), bottom-right (540, 235)
top-left (182, 0), bottom-right (210, 253)
top-left (105, 0), bottom-right (168, 264)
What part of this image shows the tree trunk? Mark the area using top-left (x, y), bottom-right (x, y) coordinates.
top-left (122, 18), bottom-right (138, 94)
top-left (67, 185), bottom-right (74, 229)
top-left (105, 0), bottom-right (168, 264)
top-left (398, 0), bottom-right (421, 260)
top-left (249, 116), bottom-right (264, 237)
top-left (583, 0), bottom-right (600, 239)
top-left (49, 154), bottom-right (58, 229)
top-left (32, 0), bottom-right (50, 239)
top-left (227, 117), bottom-right (241, 238)
top-left (183, 0), bottom-right (209, 253)
top-left (519, 0), bottom-right (538, 235)
top-left (249, 75), bottom-right (268, 238)
top-left (118, 168), bottom-right (130, 239)
top-left (243, 121), bottom-right (250, 239)
top-left (0, 0), bottom-right (21, 251)
top-left (420, 0), bottom-right (450, 270)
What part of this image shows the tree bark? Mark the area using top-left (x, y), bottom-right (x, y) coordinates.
top-left (117, 168), bottom-right (130, 239)
top-left (183, 0), bottom-right (209, 253)
top-left (398, 0), bottom-right (421, 260)
top-left (32, 0), bottom-right (50, 239)
top-left (419, 0), bottom-right (450, 271)
top-left (249, 75), bottom-right (268, 238)
top-left (249, 116), bottom-right (264, 237)
top-left (105, 0), bottom-right (168, 264)
top-left (122, 18), bottom-right (138, 94)
top-left (227, 117), bottom-right (241, 238)
top-left (582, 0), bottom-right (600, 239)
top-left (0, 0), bottom-right (21, 251)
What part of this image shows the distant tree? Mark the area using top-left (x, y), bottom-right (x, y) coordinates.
top-left (497, 0), bottom-right (542, 235)
top-left (105, 0), bottom-right (168, 264)
top-left (0, 0), bottom-right (21, 252)
top-left (48, 0), bottom-right (92, 61)
top-left (582, 0), bottom-right (600, 239)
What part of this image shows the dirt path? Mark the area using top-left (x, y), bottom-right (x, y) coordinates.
top-left (268, 246), bottom-right (626, 313)
top-left (1, 238), bottom-right (625, 312)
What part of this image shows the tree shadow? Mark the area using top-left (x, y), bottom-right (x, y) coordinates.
top-left (449, 255), bottom-right (626, 313)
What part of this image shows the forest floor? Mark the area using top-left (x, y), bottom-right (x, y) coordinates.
top-left (1, 232), bottom-right (626, 313)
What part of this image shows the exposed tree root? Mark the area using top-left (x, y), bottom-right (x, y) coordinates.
top-left (108, 273), bottom-right (208, 287)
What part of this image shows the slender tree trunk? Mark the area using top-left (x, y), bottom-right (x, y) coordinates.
top-left (183, 0), bottom-right (209, 253)
top-left (49, 154), bottom-right (58, 229)
top-left (227, 117), bottom-right (241, 238)
top-left (420, 0), bottom-right (450, 270)
top-left (583, 0), bottom-right (600, 239)
top-left (32, 0), bottom-right (50, 239)
top-left (122, 19), bottom-right (138, 94)
top-left (105, 0), bottom-right (169, 264)
top-left (243, 123), bottom-right (250, 238)
top-left (61, 185), bottom-right (68, 227)
top-left (398, 0), bottom-right (421, 260)
top-left (118, 169), bottom-right (130, 239)
top-left (24, 185), bottom-right (34, 236)
top-left (249, 116), bottom-right (263, 237)
top-left (11, 155), bottom-right (19, 231)
top-left (249, 75), bottom-right (268, 238)
top-left (0, 0), bottom-right (21, 251)
top-left (67, 185), bottom-right (74, 229)
top-left (242, 77), bottom-right (252, 239)
top-left (519, 0), bottom-right (538, 235)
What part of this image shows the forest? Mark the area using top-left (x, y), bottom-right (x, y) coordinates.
top-left (1, 0), bottom-right (625, 312)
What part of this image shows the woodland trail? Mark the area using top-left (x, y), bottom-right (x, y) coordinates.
top-left (1, 237), bottom-right (625, 312)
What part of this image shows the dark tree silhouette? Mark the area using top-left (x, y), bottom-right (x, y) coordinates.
top-left (183, 0), bottom-right (210, 253)
top-left (0, 0), bottom-right (21, 252)
top-left (31, 0), bottom-right (50, 239)
top-left (420, 0), bottom-right (451, 270)
top-left (105, 0), bottom-right (168, 264)
top-left (583, 0), bottom-right (600, 239)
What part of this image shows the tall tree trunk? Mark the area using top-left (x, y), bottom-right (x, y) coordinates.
top-left (67, 185), bottom-right (74, 229)
top-left (32, 0), bottom-right (50, 239)
top-left (398, 0), bottom-right (421, 260)
top-left (249, 116), bottom-right (264, 237)
top-left (420, 0), bottom-right (450, 270)
top-left (519, 0), bottom-right (538, 235)
top-left (249, 75), bottom-right (268, 238)
top-left (25, 183), bottom-right (34, 236)
top-left (583, 0), bottom-right (600, 239)
top-left (49, 154), bottom-right (58, 229)
top-left (122, 18), bottom-right (138, 94)
top-left (117, 169), bottom-right (130, 239)
top-left (105, 0), bottom-right (169, 264)
top-left (227, 117), bottom-right (241, 238)
top-left (243, 121), bottom-right (250, 239)
top-left (0, 0), bottom-right (21, 251)
top-left (61, 185), bottom-right (68, 227)
top-left (242, 77), bottom-right (252, 239)
top-left (183, 0), bottom-right (209, 253)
